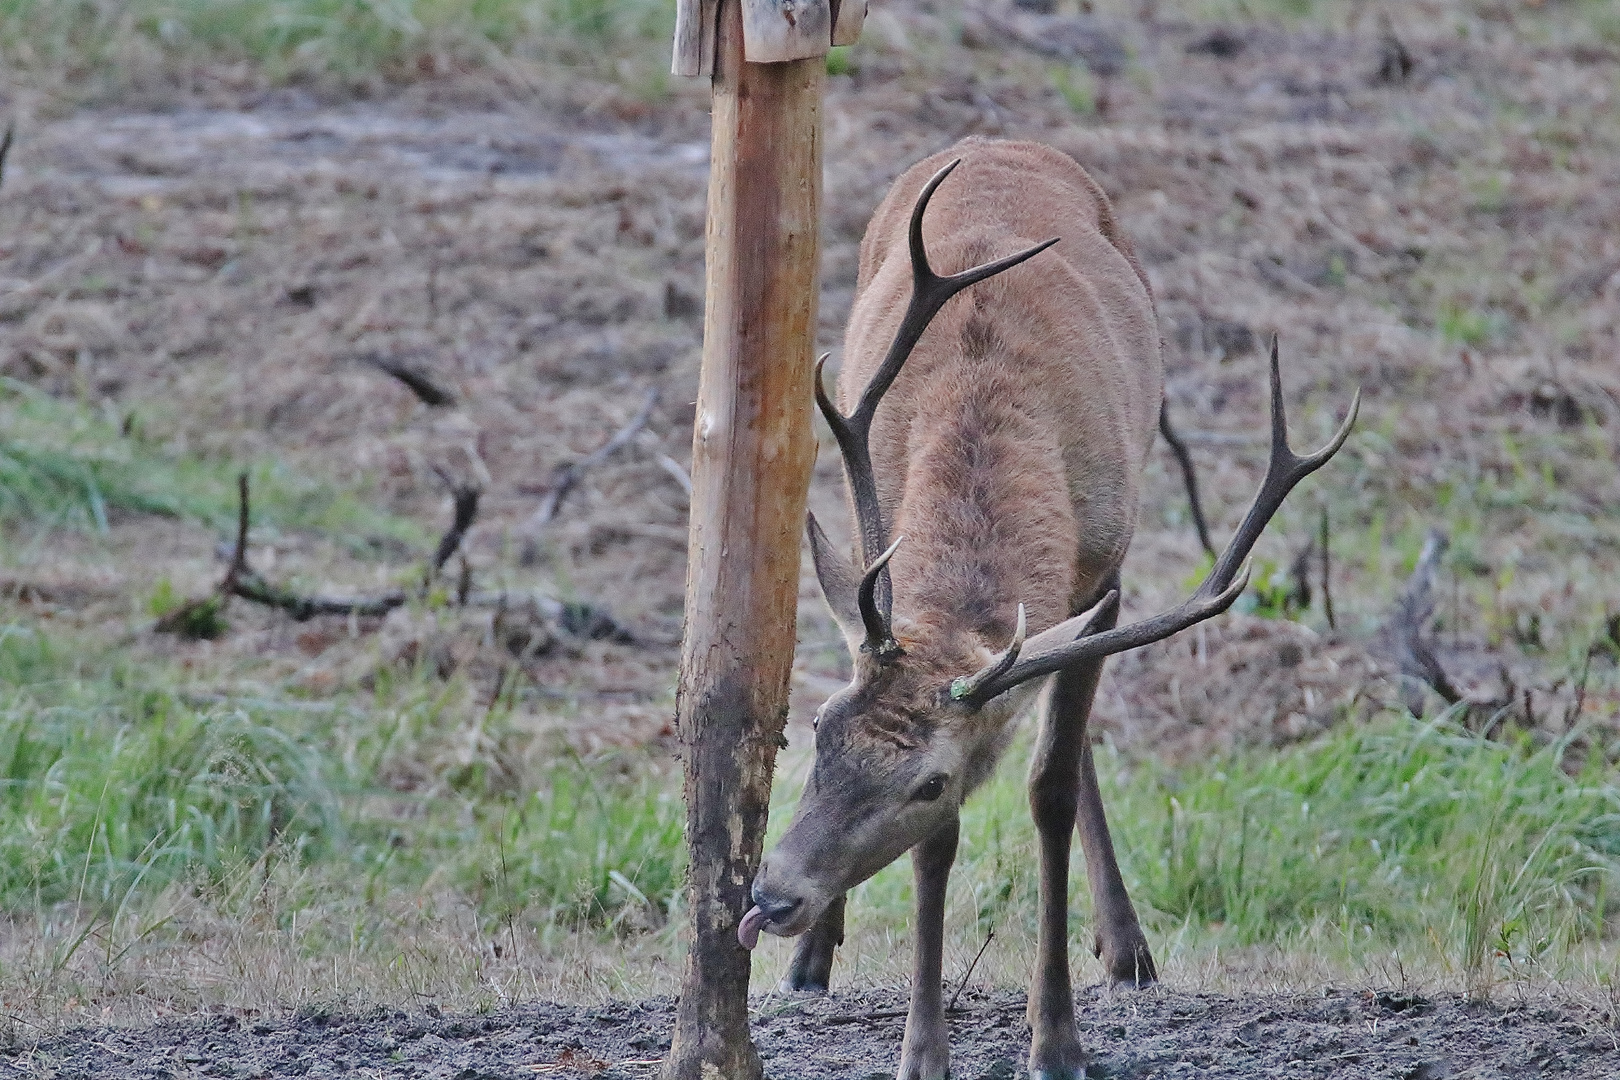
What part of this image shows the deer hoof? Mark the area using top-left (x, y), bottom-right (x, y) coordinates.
top-left (896, 1049), bottom-right (950, 1080)
top-left (1094, 933), bottom-right (1158, 988)
top-left (1028, 1032), bottom-right (1088, 1080)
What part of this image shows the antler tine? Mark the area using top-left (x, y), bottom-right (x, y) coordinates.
top-left (948, 603), bottom-right (1025, 702)
top-left (817, 159), bottom-right (1060, 654)
top-left (857, 535), bottom-right (906, 659)
top-left (851, 161), bottom-right (1059, 437)
top-left (961, 341), bottom-right (1357, 704)
top-left (1204, 336), bottom-right (1360, 596)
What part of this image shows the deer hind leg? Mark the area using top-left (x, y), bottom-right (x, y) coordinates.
top-left (1076, 722), bottom-right (1157, 987)
top-left (780, 893), bottom-right (845, 992)
top-left (897, 815), bottom-right (959, 1080)
top-left (1053, 576), bottom-right (1159, 987)
top-left (1064, 575), bottom-right (1156, 986)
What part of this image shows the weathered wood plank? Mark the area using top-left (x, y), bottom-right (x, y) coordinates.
top-left (740, 0), bottom-right (832, 64)
top-left (671, 0), bottom-right (717, 77)
top-left (832, 0), bottom-right (867, 47)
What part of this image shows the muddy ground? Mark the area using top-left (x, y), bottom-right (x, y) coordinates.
top-left (8, 985), bottom-right (1619, 1078)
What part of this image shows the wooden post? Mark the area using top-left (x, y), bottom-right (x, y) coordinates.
top-left (662, 0), bottom-right (823, 1077)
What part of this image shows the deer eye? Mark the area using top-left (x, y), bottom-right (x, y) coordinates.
top-left (911, 774), bottom-right (948, 802)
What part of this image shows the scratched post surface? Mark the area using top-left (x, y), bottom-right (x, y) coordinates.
top-left (661, 0), bottom-right (823, 1076)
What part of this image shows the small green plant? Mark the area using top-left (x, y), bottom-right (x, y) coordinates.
top-left (1436, 303), bottom-right (1503, 347)
top-left (162, 594), bottom-right (230, 640)
top-left (826, 45), bottom-right (853, 77)
top-left (1049, 63), bottom-right (1096, 115)
top-left (1235, 557), bottom-right (1295, 619)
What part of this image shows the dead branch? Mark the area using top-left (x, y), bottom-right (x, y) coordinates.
top-left (1375, 14), bottom-right (1414, 85)
top-left (0, 124), bottom-right (13, 193)
top-left (154, 474), bottom-right (650, 654)
top-left (947, 927), bottom-right (995, 1013)
top-left (1285, 535), bottom-right (1316, 616)
top-left (1319, 504), bottom-right (1336, 631)
top-left (229, 571), bottom-right (407, 621)
top-left (1377, 530), bottom-right (1463, 714)
top-left (526, 387), bottom-right (660, 529)
top-left (1549, 256), bottom-right (1620, 308)
top-left (363, 354), bottom-right (456, 407)
top-left (216, 473), bottom-right (407, 621)
top-left (656, 453), bottom-right (693, 497)
top-left (429, 466), bottom-right (482, 575)
top-left (824, 1009), bottom-right (909, 1025)
top-left (519, 388), bottom-right (661, 566)
top-left (1158, 398), bottom-right (1216, 558)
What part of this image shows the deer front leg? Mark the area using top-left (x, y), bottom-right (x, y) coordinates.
top-left (780, 893), bottom-right (845, 992)
top-left (898, 815), bottom-right (959, 1080)
top-left (1026, 663), bottom-right (1092, 1080)
top-left (1026, 589), bottom-right (1154, 1079)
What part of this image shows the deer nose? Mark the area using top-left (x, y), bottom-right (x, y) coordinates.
top-left (750, 885), bottom-right (802, 925)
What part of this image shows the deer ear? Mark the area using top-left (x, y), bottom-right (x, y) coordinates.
top-left (807, 511), bottom-right (865, 657)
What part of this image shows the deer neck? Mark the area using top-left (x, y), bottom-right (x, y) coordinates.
top-left (886, 363), bottom-right (1078, 671)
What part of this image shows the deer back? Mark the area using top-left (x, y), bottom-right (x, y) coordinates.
top-left (838, 139), bottom-right (1163, 638)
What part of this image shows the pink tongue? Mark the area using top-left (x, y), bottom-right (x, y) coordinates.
top-left (737, 905), bottom-right (767, 949)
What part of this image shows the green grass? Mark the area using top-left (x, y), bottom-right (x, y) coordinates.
top-left (0, 614), bottom-right (1614, 1006)
top-left (0, 379), bottom-right (423, 547)
top-left (0, 625), bottom-right (343, 907)
top-left (0, 0), bottom-right (673, 87)
top-left (0, 619), bottom-right (681, 923)
top-left (822, 711), bottom-right (1619, 981)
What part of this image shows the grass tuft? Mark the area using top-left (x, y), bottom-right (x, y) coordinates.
top-left (0, 626), bottom-right (343, 907)
top-left (0, 0), bottom-right (674, 89)
top-left (0, 379), bottom-right (422, 547)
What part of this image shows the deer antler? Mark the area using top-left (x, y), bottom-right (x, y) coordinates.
top-left (814, 158), bottom-right (1059, 659)
top-left (954, 337), bottom-right (1360, 705)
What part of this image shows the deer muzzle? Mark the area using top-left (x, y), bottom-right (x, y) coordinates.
top-left (737, 886), bottom-right (809, 949)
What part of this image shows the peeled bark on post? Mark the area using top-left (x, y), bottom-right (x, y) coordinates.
top-left (663, 1), bottom-right (822, 1077)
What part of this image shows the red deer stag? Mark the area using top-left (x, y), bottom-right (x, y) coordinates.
top-left (735, 140), bottom-right (1358, 1079)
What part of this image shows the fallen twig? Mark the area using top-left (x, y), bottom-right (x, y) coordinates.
top-left (363, 354), bottom-right (456, 407)
top-left (1286, 535), bottom-right (1316, 616)
top-left (1375, 13), bottom-right (1415, 85)
top-left (157, 473), bottom-right (410, 632)
top-left (527, 388), bottom-right (660, 529)
top-left (656, 453), bottom-right (693, 497)
top-left (0, 124), bottom-right (13, 193)
top-left (1159, 398), bottom-right (1215, 558)
top-left (221, 474), bottom-right (407, 620)
top-left (1549, 256), bottom-right (1620, 308)
top-left (1319, 504), bottom-right (1336, 631)
top-left (1377, 530), bottom-right (1463, 713)
top-left (825, 1008), bottom-right (910, 1025)
top-left (947, 926), bottom-right (995, 1012)
top-left (429, 465), bottom-right (482, 575)
top-left (519, 388), bottom-right (661, 565)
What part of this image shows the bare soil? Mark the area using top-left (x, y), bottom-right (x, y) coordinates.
top-left (9, 985), bottom-right (1619, 1078)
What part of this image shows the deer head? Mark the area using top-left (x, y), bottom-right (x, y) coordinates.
top-left (738, 160), bottom-right (1358, 948)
